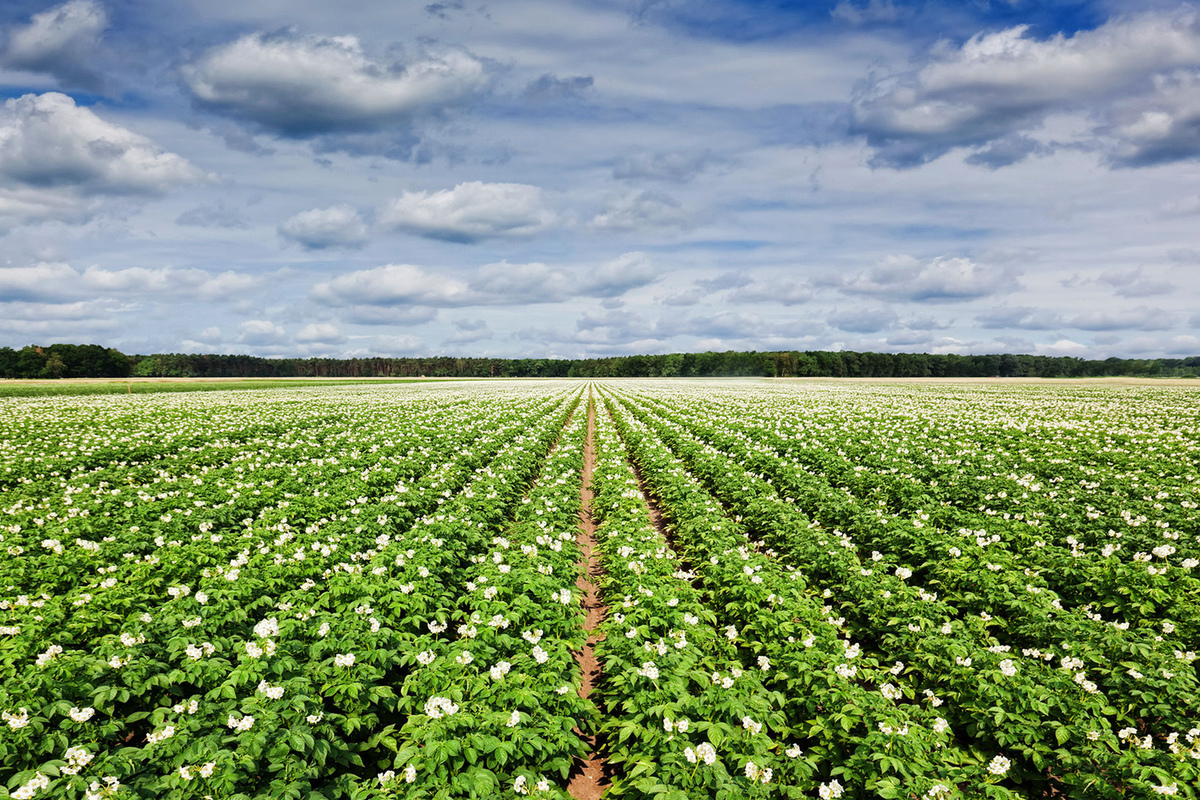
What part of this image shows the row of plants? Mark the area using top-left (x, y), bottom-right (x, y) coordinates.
top-left (598, 389), bottom-right (1001, 798)
top-left (0, 386), bottom-right (579, 799)
top-left (624, 387), bottom-right (1200, 721)
top-left (607, 384), bottom-right (1198, 797)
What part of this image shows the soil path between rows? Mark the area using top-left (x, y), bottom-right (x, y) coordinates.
top-left (568, 391), bottom-right (610, 800)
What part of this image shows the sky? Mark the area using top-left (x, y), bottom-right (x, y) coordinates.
top-left (0, 0), bottom-right (1199, 360)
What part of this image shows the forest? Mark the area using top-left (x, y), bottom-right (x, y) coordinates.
top-left (1, 342), bottom-right (1198, 380)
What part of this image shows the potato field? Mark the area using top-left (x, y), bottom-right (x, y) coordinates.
top-left (1, 380), bottom-right (1198, 800)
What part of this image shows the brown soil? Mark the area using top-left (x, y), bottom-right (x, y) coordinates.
top-left (568, 393), bottom-right (611, 800)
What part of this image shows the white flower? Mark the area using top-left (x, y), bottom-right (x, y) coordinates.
top-left (257, 680), bottom-right (284, 700)
top-left (334, 653), bottom-right (356, 667)
top-left (507, 710), bottom-right (521, 728)
top-left (403, 765), bottom-right (416, 783)
top-left (696, 741), bottom-right (717, 765)
top-left (880, 683), bottom-right (902, 700)
top-left (758, 655), bottom-right (771, 671)
top-left (12, 773), bottom-right (49, 800)
top-left (514, 775), bottom-right (529, 795)
top-left (199, 762), bottom-right (215, 778)
top-left (307, 712), bottom-right (324, 724)
top-left (146, 724), bottom-right (176, 744)
top-left (999, 659), bottom-right (1017, 677)
top-left (684, 746), bottom-right (697, 763)
top-left (786, 744), bottom-right (803, 758)
top-left (455, 650), bottom-right (474, 666)
top-left (36, 644), bottom-right (63, 667)
top-left (69, 706), bottom-right (95, 723)
top-left (254, 618), bottom-right (279, 638)
top-left (637, 661), bottom-right (659, 680)
top-left (62, 745), bottom-right (94, 775)
top-left (820, 780), bottom-right (844, 799)
top-left (532, 645), bottom-right (549, 664)
top-left (424, 696), bottom-right (460, 719)
top-left (490, 661), bottom-right (511, 680)
top-left (3, 708), bottom-right (30, 729)
top-left (988, 754), bottom-right (1010, 776)
top-left (179, 765), bottom-right (194, 781)
top-left (227, 714), bottom-right (255, 732)
top-left (417, 650), bottom-right (436, 666)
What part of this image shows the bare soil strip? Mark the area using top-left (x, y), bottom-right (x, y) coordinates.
top-left (567, 393), bottom-right (611, 800)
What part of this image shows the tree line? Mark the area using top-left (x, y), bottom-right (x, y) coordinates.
top-left (2, 343), bottom-right (1198, 380)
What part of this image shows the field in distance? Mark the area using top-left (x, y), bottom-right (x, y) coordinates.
top-left (0, 379), bottom-right (1196, 799)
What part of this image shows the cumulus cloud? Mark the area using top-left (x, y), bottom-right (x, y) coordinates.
top-left (522, 73), bottom-right (594, 102)
top-left (183, 32), bottom-right (488, 136)
top-left (1066, 306), bottom-right (1176, 331)
top-left (279, 204), bottom-right (368, 249)
top-left (834, 255), bottom-right (1018, 301)
top-left (0, 93), bottom-right (201, 228)
top-left (831, 0), bottom-right (901, 26)
top-left (175, 202), bottom-right (249, 229)
top-left (828, 306), bottom-right (898, 333)
top-left (472, 260), bottom-right (572, 303)
top-left (590, 189), bottom-right (690, 231)
top-left (379, 181), bottom-right (556, 242)
top-left (312, 251), bottom-right (656, 313)
top-left (1109, 70), bottom-right (1200, 167)
top-left (1095, 267), bottom-right (1176, 298)
top-left (976, 306), bottom-right (1063, 330)
top-left (295, 322), bottom-right (347, 344)
top-left (312, 263), bottom-right (470, 307)
top-left (852, 9), bottom-right (1200, 168)
top-left (613, 151), bottom-right (714, 183)
top-left (0, 261), bottom-right (258, 304)
top-left (1, 0), bottom-right (108, 89)
top-left (445, 317), bottom-right (491, 344)
top-left (237, 319), bottom-right (287, 345)
top-left (728, 277), bottom-right (814, 305)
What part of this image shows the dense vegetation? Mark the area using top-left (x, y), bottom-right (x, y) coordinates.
top-left (3, 343), bottom-right (1199, 381)
top-left (1, 380), bottom-right (1197, 799)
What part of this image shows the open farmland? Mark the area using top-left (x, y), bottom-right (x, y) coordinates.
top-left (1, 381), bottom-right (1198, 800)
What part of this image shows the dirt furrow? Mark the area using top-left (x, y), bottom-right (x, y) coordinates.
top-left (567, 391), bottom-right (610, 800)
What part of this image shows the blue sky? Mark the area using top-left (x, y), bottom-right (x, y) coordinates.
top-left (1, 0), bottom-right (1199, 359)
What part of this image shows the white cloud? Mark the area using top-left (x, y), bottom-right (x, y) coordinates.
top-left (379, 181), bottom-right (556, 242)
top-left (183, 32), bottom-right (488, 135)
top-left (1, 0), bottom-right (107, 88)
top-left (472, 260), bottom-right (571, 302)
top-left (1109, 70), bottom-right (1200, 166)
top-left (828, 306), bottom-right (897, 333)
top-left (1067, 306), bottom-right (1176, 331)
top-left (237, 319), bottom-right (287, 345)
top-left (311, 263), bottom-right (470, 306)
top-left (835, 255), bottom-right (1018, 301)
top-left (0, 93), bottom-right (201, 227)
top-left (853, 9), bottom-right (1200, 167)
top-left (279, 204), bottom-right (368, 249)
top-left (0, 261), bottom-right (258, 303)
top-left (295, 322), bottom-right (346, 344)
top-left (590, 189), bottom-right (690, 231)
top-left (831, 0), bottom-right (901, 26)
